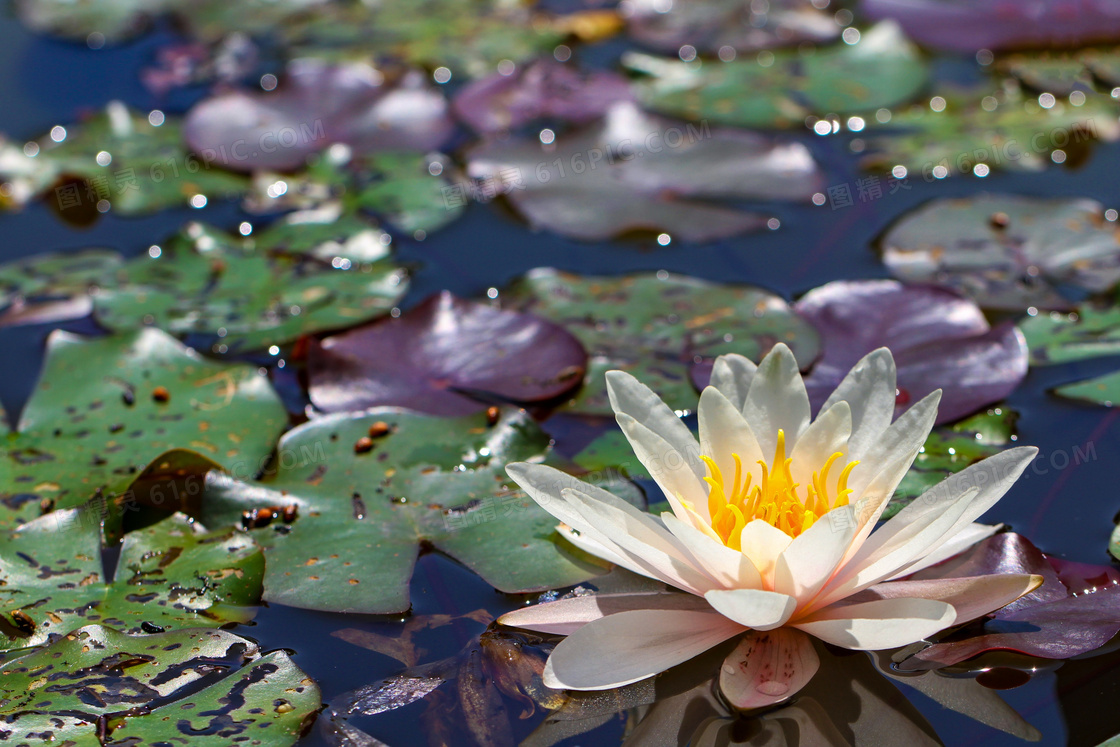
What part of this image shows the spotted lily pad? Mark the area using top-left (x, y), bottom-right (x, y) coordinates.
top-left (91, 216), bottom-right (408, 352)
top-left (308, 291), bottom-right (587, 417)
top-left (998, 51), bottom-right (1100, 94)
top-left (0, 249), bottom-right (121, 326)
top-left (466, 102), bottom-right (824, 242)
top-left (879, 194), bottom-right (1120, 311)
top-left (501, 268), bottom-right (820, 415)
top-left (0, 327), bottom-right (286, 529)
top-left (0, 624), bottom-right (319, 745)
top-left (626, 0), bottom-right (839, 55)
top-left (624, 22), bottom-right (928, 128)
top-left (0, 512), bottom-right (263, 651)
top-left (0, 102), bottom-right (248, 215)
top-left (195, 408), bottom-right (629, 614)
top-left (886, 407), bottom-right (1017, 519)
top-left (1020, 297), bottom-right (1120, 365)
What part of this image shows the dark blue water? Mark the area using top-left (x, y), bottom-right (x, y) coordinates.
top-left (2, 6), bottom-right (1120, 745)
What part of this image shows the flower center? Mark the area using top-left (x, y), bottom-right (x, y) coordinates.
top-left (700, 430), bottom-right (858, 547)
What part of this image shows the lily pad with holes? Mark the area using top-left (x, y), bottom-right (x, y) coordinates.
top-left (0, 327), bottom-right (286, 529)
top-left (308, 291), bottom-right (587, 417)
top-left (887, 407), bottom-right (1017, 519)
top-left (0, 624), bottom-right (319, 745)
top-left (0, 512), bottom-right (263, 651)
top-left (466, 102), bottom-right (823, 242)
top-left (0, 102), bottom-right (248, 215)
top-left (879, 194), bottom-right (1120, 311)
top-left (1020, 297), bottom-right (1120, 365)
top-left (625, 22), bottom-right (927, 128)
top-left (1054, 369), bottom-right (1120, 407)
top-left (91, 216), bottom-right (408, 352)
top-left (195, 408), bottom-right (637, 614)
top-left (0, 249), bottom-right (120, 326)
top-left (501, 268), bottom-right (820, 415)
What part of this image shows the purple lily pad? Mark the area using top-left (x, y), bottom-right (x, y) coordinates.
top-left (452, 58), bottom-right (633, 134)
top-left (692, 280), bottom-right (1027, 424)
top-left (465, 102), bottom-right (824, 242)
top-left (898, 533), bottom-right (1120, 669)
top-left (308, 291), bottom-right (588, 416)
top-left (628, 0), bottom-right (840, 55)
top-left (860, 0), bottom-right (1120, 53)
top-left (184, 60), bottom-right (454, 173)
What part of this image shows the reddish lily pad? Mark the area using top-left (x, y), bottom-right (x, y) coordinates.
top-left (899, 533), bottom-right (1120, 669)
top-left (466, 102), bottom-right (824, 242)
top-left (184, 60), bottom-right (454, 173)
top-left (879, 195), bottom-right (1120, 311)
top-left (308, 291), bottom-right (587, 417)
top-left (502, 268), bottom-right (820, 415)
top-left (453, 59), bottom-right (634, 134)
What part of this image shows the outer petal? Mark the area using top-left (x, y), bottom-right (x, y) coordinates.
top-left (704, 589), bottom-right (797, 630)
top-left (499, 591), bottom-right (710, 635)
top-left (710, 353), bottom-right (757, 411)
top-left (543, 608), bottom-right (745, 690)
top-left (662, 513), bottom-right (763, 590)
top-left (792, 598), bottom-right (956, 650)
top-left (719, 628), bottom-right (819, 710)
top-left (886, 522), bottom-right (1001, 580)
top-left (858, 573), bottom-right (1043, 626)
top-left (739, 519), bottom-right (793, 587)
top-left (742, 343), bottom-right (812, 456)
top-left (774, 504), bottom-right (859, 601)
top-left (820, 348), bottom-right (897, 463)
top-left (697, 385), bottom-right (764, 498)
top-left (616, 413), bottom-right (711, 526)
top-left (607, 369), bottom-right (705, 479)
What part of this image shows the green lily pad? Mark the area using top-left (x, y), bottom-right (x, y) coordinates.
top-left (1020, 298), bottom-right (1120, 365)
top-left (92, 215), bottom-right (408, 352)
top-left (196, 407), bottom-right (632, 614)
top-left (998, 48), bottom-right (1120, 94)
top-left (571, 428), bottom-right (651, 482)
top-left (500, 269), bottom-right (820, 416)
top-left (1054, 369), bottom-right (1120, 407)
top-left (862, 86), bottom-right (1120, 177)
top-left (0, 249), bottom-right (120, 326)
top-left (0, 102), bottom-right (248, 215)
top-left (0, 512), bottom-right (263, 652)
top-left (886, 407), bottom-right (1017, 519)
top-left (0, 327), bottom-right (286, 529)
top-left (879, 194), bottom-right (1120, 311)
top-left (625, 22), bottom-right (928, 128)
top-left (0, 624), bottom-right (319, 746)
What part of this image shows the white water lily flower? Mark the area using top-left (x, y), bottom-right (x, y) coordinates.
top-left (500, 344), bottom-right (1042, 708)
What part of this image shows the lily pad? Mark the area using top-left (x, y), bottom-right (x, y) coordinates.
top-left (887, 407), bottom-right (1017, 519)
top-left (452, 59), bottom-right (634, 134)
top-left (571, 428), bottom-right (652, 482)
top-left (92, 216), bottom-right (408, 352)
top-left (0, 249), bottom-right (121, 326)
top-left (466, 102), bottom-right (824, 242)
top-left (0, 102), bottom-right (249, 215)
top-left (1020, 297), bottom-right (1120, 365)
top-left (791, 279), bottom-right (1028, 423)
top-left (308, 291), bottom-right (587, 417)
top-left (0, 327), bottom-right (286, 529)
top-left (879, 194), bottom-right (1120, 311)
top-left (626, 0), bottom-right (839, 55)
top-left (860, 0), bottom-right (1120, 53)
top-left (624, 21), bottom-right (928, 128)
top-left (184, 60), bottom-right (454, 173)
top-left (998, 52), bottom-right (1099, 95)
top-left (0, 512), bottom-right (263, 651)
top-left (501, 268), bottom-right (820, 415)
top-left (195, 407), bottom-right (628, 614)
top-left (0, 624), bottom-right (319, 745)
top-left (1054, 369), bottom-right (1120, 407)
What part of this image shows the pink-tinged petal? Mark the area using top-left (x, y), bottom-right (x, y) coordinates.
top-left (793, 597), bottom-right (956, 650)
top-left (698, 386), bottom-right (764, 497)
top-left (774, 505), bottom-right (859, 601)
top-left (543, 609), bottom-right (745, 690)
top-left (820, 348), bottom-right (897, 463)
top-left (704, 589), bottom-right (797, 630)
top-left (739, 519), bottom-right (793, 587)
top-left (709, 353), bottom-right (757, 411)
top-left (887, 522), bottom-right (1001, 580)
top-left (662, 513), bottom-right (763, 590)
top-left (616, 412), bottom-right (711, 526)
top-left (857, 574), bottom-right (1044, 626)
top-left (742, 343), bottom-right (812, 456)
top-left (719, 628), bottom-right (819, 710)
top-left (499, 591), bottom-right (709, 635)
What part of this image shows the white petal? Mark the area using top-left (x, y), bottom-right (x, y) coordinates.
top-left (719, 628), bottom-right (819, 710)
top-left (886, 522), bottom-right (1000, 580)
top-left (499, 591), bottom-right (709, 635)
top-left (774, 504), bottom-right (859, 601)
top-left (792, 598), bottom-right (956, 650)
top-left (821, 348), bottom-right (897, 463)
top-left (704, 589), bottom-right (797, 630)
top-left (739, 519), bottom-right (793, 587)
top-left (859, 573), bottom-right (1043, 626)
top-left (616, 413), bottom-right (710, 526)
top-left (607, 370), bottom-right (704, 479)
top-left (697, 385), bottom-right (764, 497)
top-left (710, 353), bottom-right (757, 411)
top-left (543, 609), bottom-right (745, 690)
top-left (788, 400), bottom-right (852, 493)
top-left (742, 343), bottom-right (812, 456)
top-left (555, 524), bottom-right (638, 572)
top-left (661, 512), bottom-right (763, 590)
